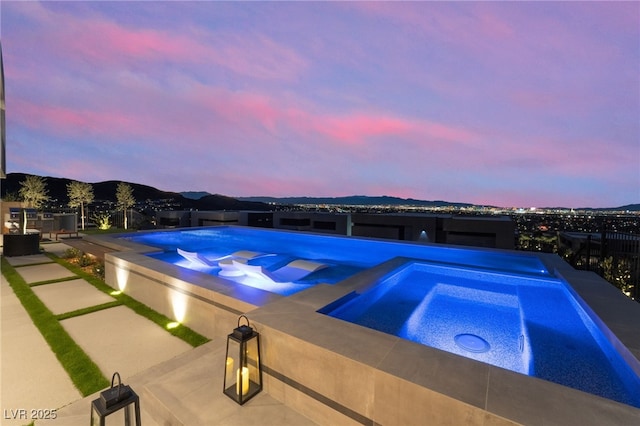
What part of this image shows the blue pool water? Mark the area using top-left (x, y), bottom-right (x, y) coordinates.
top-left (320, 261), bottom-right (640, 408)
top-left (124, 226), bottom-right (550, 296)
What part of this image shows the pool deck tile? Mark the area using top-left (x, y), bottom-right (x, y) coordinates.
top-left (376, 338), bottom-right (490, 409)
top-left (373, 370), bottom-right (506, 426)
top-left (486, 367), bottom-right (640, 426)
top-left (31, 278), bottom-right (116, 315)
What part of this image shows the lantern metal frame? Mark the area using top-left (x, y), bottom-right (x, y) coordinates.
top-left (90, 388), bottom-right (141, 426)
top-left (223, 315), bottom-right (263, 405)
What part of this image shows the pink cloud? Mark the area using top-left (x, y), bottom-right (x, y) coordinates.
top-left (353, 2), bottom-right (516, 47)
top-left (65, 22), bottom-right (206, 64)
top-left (311, 114), bottom-right (414, 144)
top-left (11, 2), bottom-right (307, 81)
top-left (354, 2), bottom-right (624, 84)
top-left (208, 32), bottom-right (308, 80)
top-left (193, 89), bottom-right (282, 133)
top-left (456, 128), bottom-right (629, 183)
top-left (11, 99), bottom-right (135, 139)
top-left (193, 86), bottom-right (479, 148)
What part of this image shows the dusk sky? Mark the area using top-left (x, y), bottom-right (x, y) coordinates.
top-left (2, 1), bottom-right (639, 208)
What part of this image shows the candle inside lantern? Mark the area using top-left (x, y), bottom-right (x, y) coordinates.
top-left (236, 367), bottom-right (249, 396)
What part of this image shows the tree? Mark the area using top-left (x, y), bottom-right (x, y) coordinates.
top-left (116, 182), bottom-right (135, 230)
top-left (19, 175), bottom-right (49, 209)
top-left (67, 181), bottom-right (94, 230)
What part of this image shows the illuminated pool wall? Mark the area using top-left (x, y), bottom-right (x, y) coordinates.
top-left (103, 247), bottom-right (281, 339)
top-left (93, 228), bottom-right (640, 425)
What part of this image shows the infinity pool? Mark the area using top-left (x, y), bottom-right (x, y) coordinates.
top-left (124, 227), bottom-right (550, 296)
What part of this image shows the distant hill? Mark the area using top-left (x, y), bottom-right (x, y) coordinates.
top-left (237, 195), bottom-right (478, 208)
top-left (181, 191), bottom-right (212, 200)
top-left (1, 173), bottom-right (270, 211)
top-left (540, 204), bottom-right (640, 212)
top-left (608, 204), bottom-right (640, 211)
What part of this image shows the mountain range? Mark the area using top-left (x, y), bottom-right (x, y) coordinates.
top-left (236, 195), bottom-right (477, 208)
top-left (1, 173), bottom-right (270, 211)
top-left (2, 173), bottom-right (638, 211)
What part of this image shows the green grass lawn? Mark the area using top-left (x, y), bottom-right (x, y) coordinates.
top-left (1, 251), bottom-right (210, 397)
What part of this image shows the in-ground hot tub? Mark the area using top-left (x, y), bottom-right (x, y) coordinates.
top-left (319, 260), bottom-right (640, 408)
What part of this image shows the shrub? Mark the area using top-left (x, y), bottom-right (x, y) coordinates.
top-left (63, 247), bottom-right (82, 259)
top-left (92, 212), bottom-right (112, 230)
top-left (78, 254), bottom-right (94, 268)
top-left (92, 262), bottom-right (105, 280)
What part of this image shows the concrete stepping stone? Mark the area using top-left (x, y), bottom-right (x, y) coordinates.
top-left (15, 263), bottom-right (77, 284)
top-left (32, 279), bottom-right (116, 315)
top-left (4, 253), bottom-right (52, 267)
top-left (60, 306), bottom-right (192, 380)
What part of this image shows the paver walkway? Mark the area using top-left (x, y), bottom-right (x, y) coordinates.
top-left (1, 268), bottom-right (81, 426)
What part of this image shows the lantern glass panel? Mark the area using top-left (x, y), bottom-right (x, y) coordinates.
top-left (223, 338), bottom-right (241, 398)
top-left (91, 405), bottom-right (133, 426)
top-left (245, 336), bottom-right (261, 388)
top-left (223, 331), bottom-right (262, 404)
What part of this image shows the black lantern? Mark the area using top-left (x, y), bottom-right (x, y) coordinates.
top-left (90, 372), bottom-right (141, 426)
top-left (223, 315), bottom-right (262, 405)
